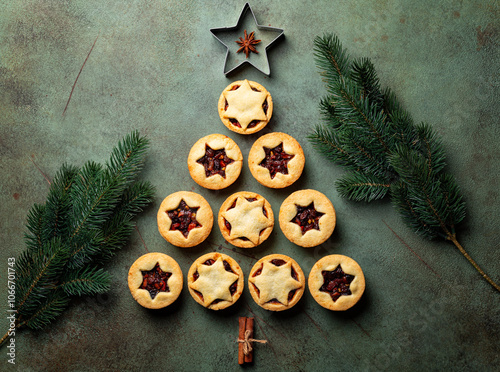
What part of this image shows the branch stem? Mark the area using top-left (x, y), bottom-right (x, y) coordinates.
top-left (0, 320), bottom-right (20, 347)
top-left (449, 234), bottom-right (500, 292)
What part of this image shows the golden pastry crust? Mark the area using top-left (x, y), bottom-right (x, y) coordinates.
top-left (128, 252), bottom-right (183, 309)
top-left (157, 191), bottom-right (213, 248)
top-left (248, 254), bottom-right (305, 311)
top-left (187, 134), bottom-right (243, 190)
top-left (308, 254), bottom-right (365, 311)
top-left (248, 132), bottom-right (305, 188)
top-left (279, 189), bottom-right (336, 248)
top-left (218, 191), bottom-right (274, 248)
top-left (187, 252), bottom-right (244, 310)
top-left (218, 79), bottom-right (273, 135)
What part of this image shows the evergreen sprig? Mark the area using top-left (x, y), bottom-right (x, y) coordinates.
top-left (309, 34), bottom-right (499, 292)
top-left (1, 131), bottom-right (155, 344)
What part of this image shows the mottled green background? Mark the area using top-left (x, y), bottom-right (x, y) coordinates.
top-left (1, 0), bottom-right (499, 371)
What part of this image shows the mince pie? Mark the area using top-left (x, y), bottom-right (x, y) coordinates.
top-left (218, 191), bottom-right (274, 248)
top-left (248, 254), bottom-right (305, 311)
top-left (187, 252), bottom-right (244, 310)
top-left (157, 191), bottom-right (213, 247)
top-left (248, 132), bottom-right (305, 188)
top-left (279, 189), bottom-right (336, 248)
top-left (128, 252), bottom-right (183, 309)
top-left (308, 255), bottom-right (365, 311)
top-left (218, 79), bottom-right (273, 135)
top-left (188, 134), bottom-right (243, 190)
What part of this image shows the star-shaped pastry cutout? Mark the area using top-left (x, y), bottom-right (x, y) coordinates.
top-left (320, 265), bottom-right (355, 302)
top-left (140, 262), bottom-right (172, 300)
top-left (221, 196), bottom-right (272, 245)
top-left (210, 3), bottom-right (284, 76)
top-left (189, 257), bottom-right (239, 306)
top-left (291, 203), bottom-right (325, 235)
top-left (259, 142), bottom-right (295, 179)
top-left (249, 261), bottom-right (302, 305)
top-left (167, 200), bottom-right (201, 238)
top-left (222, 80), bottom-right (268, 130)
top-left (196, 144), bottom-right (234, 179)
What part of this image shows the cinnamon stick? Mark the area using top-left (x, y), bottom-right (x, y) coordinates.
top-left (244, 317), bottom-right (254, 363)
top-left (238, 317), bottom-right (247, 365)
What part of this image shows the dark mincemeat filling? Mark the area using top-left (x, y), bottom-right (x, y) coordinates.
top-left (140, 262), bottom-right (172, 299)
top-left (320, 265), bottom-right (354, 302)
top-left (259, 142), bottom-right (295, 179)
top-left (196, 144), bottom-right (234, 179)
top-left (167, 199), bottom-right (201, 238)
top-left (290, 203), bottom-right (324, 235)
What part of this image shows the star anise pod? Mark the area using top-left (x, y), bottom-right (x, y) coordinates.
top-left (235, 30), bottom-right (261, 58)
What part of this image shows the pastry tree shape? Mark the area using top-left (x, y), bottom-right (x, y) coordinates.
top-left (189, 257), bottom-right (239, 306)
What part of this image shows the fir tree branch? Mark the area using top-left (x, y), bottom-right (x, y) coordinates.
top-left (336, 172), bottom-right (391, 202)
top-left (42, 165), bottom-right (79, 242)
top-left (15, 238), bottom-right (70, 316)
top-left (3, 131), bottom-right (155, 347)
top-left (58, 266), bottom-right (110, 296)
top-left (311, 33), bottom-right (499, 292)
top-left (19, 290), bottom-right (71, 330)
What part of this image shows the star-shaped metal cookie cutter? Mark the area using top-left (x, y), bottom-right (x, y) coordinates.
top-left (210, 3), bottom-right (284, 76)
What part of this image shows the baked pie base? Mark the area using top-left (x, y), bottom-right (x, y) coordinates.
top-left (157, 191), bottom-right (213, 248)
top-left (248, 254), bottom-right (305, 311)
top-left (187, 252), bottom-right (244, 310)
top-left (248, 132), bottom-right (305, 188)
top-left (187, 133), bottom-right (243, 190)
top-left (308, 254), bottom-right (365, 311)
top-left (218, 191), bottom-right (274, 248)
top-left (279, 189), bottom-right (336, 248)
top-left (128, 252), bottom-right (183, 309)
top-left (218, 79), bottom-right (273, 135)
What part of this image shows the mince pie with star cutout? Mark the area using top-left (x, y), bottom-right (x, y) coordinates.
top-left (157, 191), bottom-right (213, 247)
top-left (188, 134), bottom-right (243, 190)
top-left (248, 254), bottom-right (305, 311)
top-left (279, 189), bottom-right (336, 247)
top-left (218, 79), bottom-right (273, 135)
top-left (218, 191), bottom-right (274, 248)
top-left (308, 254), bottom-right (365, 311)
top-left (248, 132), bottom-right (305, 188)
top-left (128, 252), bottom-right (183, 309)
top-left (187, 252), bottom-right (244, 310)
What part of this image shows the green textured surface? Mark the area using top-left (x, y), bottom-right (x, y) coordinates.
top-left (1, 0), bottom-right (499, 371)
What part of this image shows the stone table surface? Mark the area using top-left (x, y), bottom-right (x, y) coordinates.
top-left (0, 0), bottom-right (499, 371)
